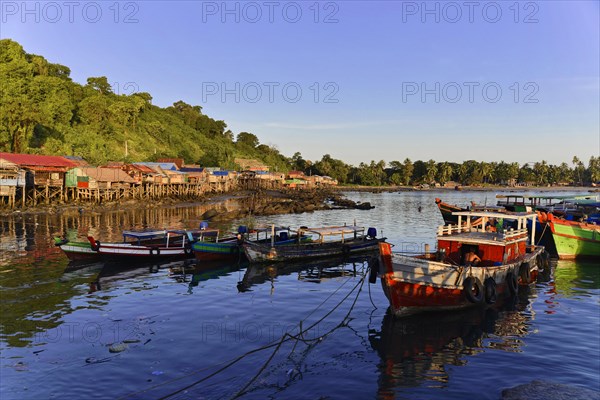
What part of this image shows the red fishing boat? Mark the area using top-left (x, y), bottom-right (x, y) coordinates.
top-left (378, 211), bottom-right (546, 317)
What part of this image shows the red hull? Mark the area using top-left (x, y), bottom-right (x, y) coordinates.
top-left (381, 276), bottom-right (511, 313)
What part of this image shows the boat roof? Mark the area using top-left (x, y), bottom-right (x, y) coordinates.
top-left (304, 226), bottom-right (365, 235)
top-left (122, 230), bottom-right (166, 238)
top-left (167, 228), bottom-right (219, 235)
top-left (251, 225), bottom-right (293, 233)
top-left (496, 194), bottom-right (596, 201)
top-left (452, 211), bottom-right (537, 220)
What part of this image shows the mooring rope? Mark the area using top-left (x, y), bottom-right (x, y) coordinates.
top-left (120, 265), bottom-right (368, 400)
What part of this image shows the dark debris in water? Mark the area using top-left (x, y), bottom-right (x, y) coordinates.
top-left (502, 380), bottom-right (600, 400)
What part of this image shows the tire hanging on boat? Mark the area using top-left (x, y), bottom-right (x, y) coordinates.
top-left (506, 272), bottom-right (518, 295)
top-left (463, 276), bottom-right (484, 304)
top-left (484, 277), bottom-right (497, 304)
top-left (519, 262), bottom-right (531, 283)
top-left (91, 240), bottom-right (100, 252)
top-left (536, 254), bottom-right (544, 270)
top-left (150, 247), bottom-right (160, 256)
top-left (368, 257), bottom-right (379, 284)
top-left (184, 244), bottom-right (193, 255)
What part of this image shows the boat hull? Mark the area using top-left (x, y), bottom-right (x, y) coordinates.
top-left (96, 243), bottom-right (192, 262)
top-left (243, 238), bottom-right (385, 263)
top-left (54, 238), bottom-right (99, 261)
top-left (192, 241), bottom-right (242, 262)
top-left (548, 218), bottom-right (600, 260)
top-left (378, 243), bottom-right (543, 317)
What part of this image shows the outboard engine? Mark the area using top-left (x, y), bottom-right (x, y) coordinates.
top-left (199, 221), bottom-right (209, 230)
top-left (367, 227), bottom-right (377, 239)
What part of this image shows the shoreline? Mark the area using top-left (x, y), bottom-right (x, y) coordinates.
top-left (334, 185), bottom-right (598, 193)
top-left (0, 188), bottom-right (367, 220)
top-left (1, 186), bottom-right (597, 217)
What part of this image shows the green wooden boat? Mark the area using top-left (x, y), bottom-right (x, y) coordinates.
top-left (547, 214), bottom-right (600, 260)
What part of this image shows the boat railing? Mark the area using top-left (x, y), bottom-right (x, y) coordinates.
top-left (437, 223), bottom-right (528, 240)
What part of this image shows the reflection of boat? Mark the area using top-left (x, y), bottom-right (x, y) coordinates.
top-left (88, 262), bottom-right (170, 292)
top-left (243, 225), bottom-right (384, 263)
top-left (88, 229), bottom-right (211, 262)
top-left (237, 255), bottom-right (371, 292)
top-left (545, 213), bottom-right (600, 260)
top-left (168, 260), bottom-right (246, 294)
top-left (369, 306), bottom-right (529, 392)
top-left (378, 211), bottom-right (545, 317)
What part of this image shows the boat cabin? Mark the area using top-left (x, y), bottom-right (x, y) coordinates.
top-left (298, 225), bottom-right (376, 244)
top-left (436, 211), bottom-right (537, 267)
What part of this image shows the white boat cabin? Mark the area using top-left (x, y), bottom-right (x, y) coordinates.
top-left (435, 211), bottom-right (537, 267)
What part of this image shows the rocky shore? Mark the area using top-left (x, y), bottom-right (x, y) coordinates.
top-left (202, 189), bottom-right (375, 222)
top-left (0, 188), bottom-right (375, 219)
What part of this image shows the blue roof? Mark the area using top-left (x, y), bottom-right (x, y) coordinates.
top-left (212, 170), bottom-right (229, 176)
top-left (181, 167), bottom-right (206, 173)
top-left (135, 162), bottom-right (178, 171)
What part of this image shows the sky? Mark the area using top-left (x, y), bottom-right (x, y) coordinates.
top-left (1, 0), bottom-right (599, 166)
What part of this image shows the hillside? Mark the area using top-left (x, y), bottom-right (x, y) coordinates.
top-left (0, 39), bottom-right (290, 170)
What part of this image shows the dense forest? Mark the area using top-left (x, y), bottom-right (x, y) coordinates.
top-left (1, 39), bottom-right (598, 187)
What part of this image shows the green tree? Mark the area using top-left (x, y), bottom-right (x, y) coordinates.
top-left (236, 132), bottom-right (260, 148)
top-left (86, 76), bottom-right (113, 95)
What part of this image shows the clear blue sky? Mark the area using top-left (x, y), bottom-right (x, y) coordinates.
top-left (2, 1), bottom-right (599, 166)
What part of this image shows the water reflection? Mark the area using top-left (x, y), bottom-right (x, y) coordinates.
top-left (168, 260), bottom-right (246, 294)
top-left (237, 255), bottom-right (372, 292)
top-left (369, 305), bottom-right (531, 395)
top-left (553, 260), bottom-right (600, 296)
top-left (0, 198), bottom-right (244, 266)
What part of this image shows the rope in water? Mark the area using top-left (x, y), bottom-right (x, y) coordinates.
top-left (117, 263), bottom-right (368, 400)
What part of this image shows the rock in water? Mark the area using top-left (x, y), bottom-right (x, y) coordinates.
top-left (200, 209), bottom-right (219, 220)
top-left (502, 380), bottom-right (600, 400)
top-left (108, 342), bottom-right (128, 353)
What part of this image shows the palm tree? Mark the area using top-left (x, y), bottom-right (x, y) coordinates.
top-left (572, 156), bottom-right (582, 185)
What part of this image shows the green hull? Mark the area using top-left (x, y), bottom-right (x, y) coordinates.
top-left (550, 222), bottom-right (600, 260)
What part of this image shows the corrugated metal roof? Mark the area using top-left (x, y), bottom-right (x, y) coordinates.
top-left (81, 167), bottom-right (136, 183)
top-left (0, 153), bottom-right (77, 168)
top-left (129, 164), bottom-right (155, 173)
top-left (24, 166), bottom-right (67, 172)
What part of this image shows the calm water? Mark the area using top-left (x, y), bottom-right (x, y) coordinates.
top-left (1, 191), bottom-right (599, 399)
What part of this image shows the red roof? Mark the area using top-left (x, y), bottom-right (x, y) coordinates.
top-left (0, 153), bottom-right (77, 168)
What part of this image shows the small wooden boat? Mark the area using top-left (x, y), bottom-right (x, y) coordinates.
top-left (192, 225), bottom-right (307, 262)
top-left (87, 229), bottom-right (208, 262)
top-left (243, 225), bottom-right (385, 263)
top-left (545, 213), bottom-right (600, 260)
top-left (435, 198), bottom-right (468, 225)
top-left (377, 211), bottom-right (546, 317)
top-left (54, 237), bottom-right (99, 261)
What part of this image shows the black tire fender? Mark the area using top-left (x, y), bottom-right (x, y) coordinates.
top-left (484, 277), bottom-right (497, 304)
top-left (506, 272), bottom-right (518, 295)
top-left (368, 257), bottom-right (379, 284)
top-left (463, 277), bottom-right (484, 304)
top-left (519, 262), bottom-right (531, 283)
top-left (91, 240), bottom-right (100, 252)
